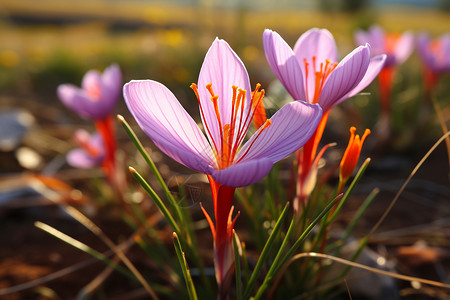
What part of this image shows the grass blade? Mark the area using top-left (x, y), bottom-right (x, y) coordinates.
top-left (173, 233), bottom-right (198, 300)
top-left (233, 230), bottom-right (243, 300)
top-left (118, 114), bottom-right (184, 224)
top-left (243, 202), bottom-right (290, 299)
top-left (129, 167), bottom-right (181, 235)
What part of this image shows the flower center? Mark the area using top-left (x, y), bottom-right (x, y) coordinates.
top-left (429, 40), bottom-right (445, 64)
top-left (74, 132), bottom-right (101, 158)
top-left (190, 83), bottom-right (271, 170)
top-left (303, 56), bottom-right (338, 104)
top-left (86, 81), bottom-right (102, 100)
top-left (384, 34), bottom-right (401, 54)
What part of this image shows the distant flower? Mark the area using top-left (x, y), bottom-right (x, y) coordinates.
top-left (57, 64), bottom-right (122, 120)
top-left (339, 126), bottom-right (370, 184)
top-left (355, 25), bottom-right (414, 68)
top-left (263, 28), bottom-right (384, 210)
top-left (124, 38), bottom-right (322, 287)
top-left (355, 25), bottom-right (413, 115)
top-left (58, 64), bottom-right (121, 182)
top-left (417, 32), bottom-right (450, 92)
top-left (263, 28), bottom-right (386, 112)
top-left (67, 129), bottom-right (104, 169)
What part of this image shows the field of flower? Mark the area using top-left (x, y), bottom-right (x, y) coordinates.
top-left (0, 1), bottom-right (450, 299)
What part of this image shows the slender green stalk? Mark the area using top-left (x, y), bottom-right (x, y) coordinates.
top-left (243, 202), bottom-right (290, 299)
top-left (241, 242), bottom-right (250, 285)
top-left (173, 233), bottom-right (198, 300)
top-left (233, 230), bottom-right (243, 300)
top-left (338, 236), bottom-right (369, 279)
top-left (118, 115), bottom-right (184, 224)
top-left (252, 218), bottom-right (296, 300)
top-left (129, 167), bottom-right (181, 235)
top-left (251, 195), bottom-right (340, 299)
top-left (341, 188), bottom-right (378, 244)
top-left (328, 158), bottom-right (371, 224)
top-left (281, 195), bottom-right (341, 271)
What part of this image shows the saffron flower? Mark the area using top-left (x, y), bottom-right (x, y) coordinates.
top-left (123, 38), bottom-right (322, 290)
top-left (354, 25), bottom-right (413, 113)
top-left (417, 32), bottom-right (450, 93)
top-left (57, 64), bottom-right (122, 181)
top-left (67, 129), bottom-right (104, 169)
top-left (339, 126), bottom-right (370, 185)
top-left (355, 25), bottom-right (413, 68)
top-left (263, 28), bottom-right (386, 113)
top-left (57, 64), bottom-right (122, 120)
top-left (263, 28), bottom-right (385, 210)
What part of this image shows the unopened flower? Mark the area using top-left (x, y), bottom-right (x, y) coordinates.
top-left (57, 64), bottom-right (122, 120)
top-left (339, 126), bottom-right (370, 183)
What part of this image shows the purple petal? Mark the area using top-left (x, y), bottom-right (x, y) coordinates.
top-left (393, 31), bottom-right (414, 65)
top-left (263, 29), bottom-right (306, 101)
top-left (318, 44), bottom-right (371, 112)
top-left (197, 38), bottom-right (251, 150)
top-left (123, 80), bottom-right (215, 173)
top-left (82, 70), bottom-right (102, 92)
top-left (236, 100), bottom-right (322, 163)
top-left (210, 158), bottom-right (274, 187)
top-left (417, 32), bottom-right (432, 66)
top-left (67, 149), bottom-right (103, 169)
top-left (99, 63), bottom-right (122, 115)
top-left (57, 84), bottom-right (104, 119)
top-left (334, 54), bottom-right (387, 105)
top-left (293, 28), bottom-right (338, 102)
top-left (294, 28), bottom-right (338, 64)
top-left (355, 25), bottom-right (385, 57)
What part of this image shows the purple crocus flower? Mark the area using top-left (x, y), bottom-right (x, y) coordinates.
top-left (263, 28), bottom-right (386, 112)
top-left (354, 25), bottom-right (414, 68)
top-left (123, 38), bottom-right (323, 188)
top-left (57, 64), bottom-right (122, 120)
top-left (67, 129), bottom-right (104, 169)
top-left (417, 32), bottom-right (450, 74)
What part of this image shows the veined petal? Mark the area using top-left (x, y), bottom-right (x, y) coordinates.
top-left (123, 80), bottom-right (215, 173)
top-left (393, 31), bottom-right (414, 65)
top-left (293, 28), bottom-right (338, 102)
top-left (236, 100), bottom-right (322, 163)
top-left (198, 38), bottom-right (251, 149)
top-left (57, 84), bottom-right (105, 119)
top-left (67, 149), bottom-right (103, 169)
top-left (294, 28), bottom-right (338, 64)
top-left (319, 44), bottom-right (371, 112)
top-left (263, 29), bottom-right (306, 101)
top-left (334, 54), bottom-right (386, 105)
top-left (210, 158), bottom-right (274, 187)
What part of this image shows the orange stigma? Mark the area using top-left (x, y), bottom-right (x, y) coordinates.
top-left (339, 126), bottom-right (370, 182)
top-left (385, 34), bottom-right (401, 54)
top-left (303, 56), bottom-right (337, 103)
top-left (191, 82), bottom-right (271, 170)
